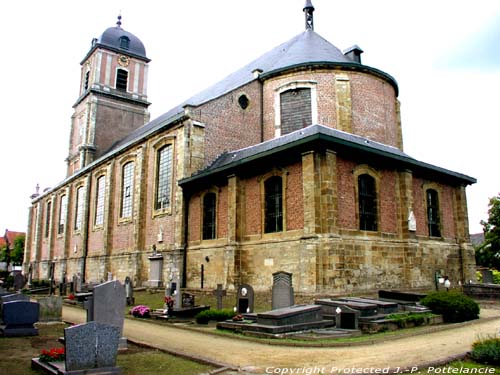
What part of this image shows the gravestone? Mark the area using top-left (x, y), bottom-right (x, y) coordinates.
top-left (74, 273), bottom-right (82, 293)
top-left (107, 272), bottom-right (113, 281)
top-left (84, 296), bottom-right (94, 321)
top-left (213, 284), bottom-right (227, 310)
top-left (27, 264), bottom-right (33, 287)
top-left (182, 293), bottom-right (195, 308)
top-left (148, 250), bottom-right (164, 288)
top-left (481, 269), bottom-right (494, 284)
top-left (48, 262), bottom-right (56, 295)
top-left (92, 280), bottom-right (126, 348)
top-left (1, 293), bottom-right (30, 319)
top-left (334, 305), bottom-right (360, 330)
top-left (124, 276), bottom-right (134, 306)
top-left (272, 271), bottom-right (294, 310)
top-left (64, 321), bottom-right (120, 373)
top-left (237, 284), bottom-right (254, 313)
top-left (37, 296), bottom-right (62, 322)
top-left (0, 300), bottom-right (39, 336)
top-left (13, 273), bottom-right (25, 291)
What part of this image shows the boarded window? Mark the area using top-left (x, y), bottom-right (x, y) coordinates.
top-left (202, 193), bottom-right (217, 240)
top-left (264, 176), bottom-right (283, 233)
top-left (427, 189), bottom-right (441, 237)
top-left (280, 88), bottom-right (312, 135)
top-left (359, 174), bottom-right (377, 231)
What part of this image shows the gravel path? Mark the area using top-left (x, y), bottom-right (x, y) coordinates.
top-left (63, 305), bottom-right (500, 374)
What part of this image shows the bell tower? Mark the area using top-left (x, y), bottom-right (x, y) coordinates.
top-left (66, 15), bottom-right (151, 176)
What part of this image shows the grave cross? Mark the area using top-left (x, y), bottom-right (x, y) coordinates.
top-left (212, 284), bottom-right (226, 310)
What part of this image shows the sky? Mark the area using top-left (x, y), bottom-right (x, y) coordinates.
top-left (0, 0), bottom-right (499, 234)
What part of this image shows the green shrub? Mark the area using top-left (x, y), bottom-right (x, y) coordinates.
top-left (195, 309), bottom-right (235, 324)
top-left (471, 337), bottom-right (500, 365)
top-left (420, 291), bottom-right (479, 323)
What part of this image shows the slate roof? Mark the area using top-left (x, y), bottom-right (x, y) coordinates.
top-left (105, 29), bottom-right (398, 155)
top-left (179, 124), bottom-right (476, 186)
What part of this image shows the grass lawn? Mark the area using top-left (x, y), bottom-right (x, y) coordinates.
top-left (0, 322), bottom-right (215, 375)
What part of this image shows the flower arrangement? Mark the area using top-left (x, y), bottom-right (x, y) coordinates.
top-left (164, 296), bottom-right (174, 310)
top-left (39, 348), bottom-right (65, 363)
top-left (130, 305), bottom-right (151, 318)
top-left (232, 314), bottom-right (244, 322)
top-left (68, 294), bottom-right (75, 300)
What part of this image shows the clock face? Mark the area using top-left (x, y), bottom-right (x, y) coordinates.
top-left (118, 55), bottom-right (130, 67)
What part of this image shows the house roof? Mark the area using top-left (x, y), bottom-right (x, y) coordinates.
top-left (2, 230), bottom-right (25, 249)
top-left (179, 124), bottom-right (476, 188)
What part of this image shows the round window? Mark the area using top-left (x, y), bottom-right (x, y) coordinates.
top-left (238, 94), bottom-right (249, 110)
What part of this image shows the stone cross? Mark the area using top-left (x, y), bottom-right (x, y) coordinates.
top-left (212, 284), bottom-right (226, 310)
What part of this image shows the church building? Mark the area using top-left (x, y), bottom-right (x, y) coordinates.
top-left (24, 2), bottom-right (476, 295)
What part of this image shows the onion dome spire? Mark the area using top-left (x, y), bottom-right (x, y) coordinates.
top-left (303, 0), bottom-right (315, 30)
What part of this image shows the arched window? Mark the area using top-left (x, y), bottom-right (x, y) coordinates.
top-left (116, 69), bottom-right (128, 91)
top-left (95, 176), bottom-right (106, 226)
top-left (280, 88), bottom-right (312, 135)
top-left (58, 194), bottom-right (67, 234)
top-left (74, 186), bottom-right (86, 231)
top-left (202, 193), bottom-right (217, 240)
top-left (264, 176), bottom-right (283, 233)
top-left (155, 145), bottom-right (173, 210)
top-left (426, 189), bottom-right (441, 237)
top-left (120, 162), bottom-right (134, 218)
top-left (45, 201), bottom-right (51, 238)
top-left (358, 174), bottom-right (377, 231)
top-left (84, 70), bottom-right (90, 91)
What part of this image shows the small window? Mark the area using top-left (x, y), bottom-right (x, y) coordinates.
top-left (202, 193), bottom-right (217, 240)
top-left (95, 176), bottom-right (106, 226)
top-left (238, 94), bottom-right (249, 110)
top-left (74, 186), bottom-right (86, 231)
top-left (120, 162), bottom-right (134, 218)
top-left (119, 36), bottom-right (130, 50)
top-left (427, 189), bottom-right (441, 237)
top-left (84, 71), bottom-right (90, 91)
top-left (116, 69), bottom-right (128, 91)
top-left (45, 201), bottom-right (51, 238)
top-left (58, 195), bottom-right (67, 234)
top-left (155, 145), bottom-right (173, 210)
top-left (358, 174), bottom-right (377, 231)
top-left (264, 176), bottom-right (283, 233)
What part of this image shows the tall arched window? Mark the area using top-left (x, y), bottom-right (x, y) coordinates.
top-left (116, 69), bottom-right (128, 91)
top-left (58, 194), bottom-right (67, 234)
top-left (95, 176), bottom-right (106, 226)
top-left (74, 186), bottom-right (86, 231)
top-left (426, 189), bottom-right (441, 237)
top-left (202, 192), bottom-right (217, 240)
top-left (45, 201), bottom-right (52, 238)
top-left (264, 176), bottom-right (283, 233)
top-left (358, 174), bottom-right (377, 231)
top-left (120, 162), bottom-right (134, 218)
top-left (155, 145), bottom-right (173, 210)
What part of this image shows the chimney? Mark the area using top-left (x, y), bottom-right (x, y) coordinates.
top-left (343, 45), bottom-right (364, 64)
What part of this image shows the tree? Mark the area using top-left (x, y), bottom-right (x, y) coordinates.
top-left (476, 194), bottom-right (500, 269)
top-left (10, 235), bottom-right (25, 265)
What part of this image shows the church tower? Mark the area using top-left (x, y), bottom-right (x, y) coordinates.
top-left (66, 16), bottom-right (151, 176)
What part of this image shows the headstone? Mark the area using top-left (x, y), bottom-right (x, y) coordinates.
top-left (37, 296), bottom-right (62, 322)
top-left (84, 296), bottom-right (94, 322)
top-left (1, 293), bottom-right (30, 305)
top-left (182, 293), bottom-right (195, 308)
top-left (74, 273), bottom-right (82, 293)
top-left (48, 262), bottom-right (56, 295)
top-left (0, 300), bottom-right (39, 336)
top-left (124, 276), bottom-right (134, 306)
top-left (481, 269), bottom-right (494, 284)
top-left (92, 280), bottom-right (126, 349)
top-left (237, 284), bottom-right (254, 313)
top-left (13, 273), bottom-right (25, 291)
top-left (27, 264), bottom-right (33, 287)
top-left (272, 271), bottom-right (294, 310)
top-left (107, 272), bottom-right (113, 281)
top-left (334, 305), bottom-right (360, 330)
top-left (64, 321), bottom-right (120, 372)
top-left (148, 251), bottom-right (164, 288)
top-left (213, 284), bottom-right (227, 310)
